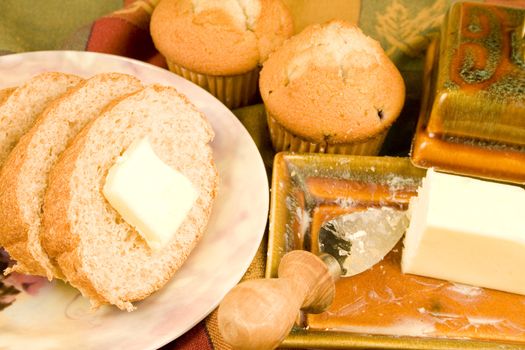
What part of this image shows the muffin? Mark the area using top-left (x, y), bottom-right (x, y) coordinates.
top-left (150, 0), bottom-right (293, 109)
top-left (259, 20), bottom-right (405, 155)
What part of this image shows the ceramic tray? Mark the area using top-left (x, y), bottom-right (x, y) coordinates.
top-left (268, 152), bottom-right (525, 349)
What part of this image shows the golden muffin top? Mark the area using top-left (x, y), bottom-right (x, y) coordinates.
top-left (151, 0), bottom-right (293, 75)
top-left (260, 20), bottom-right (406, 143)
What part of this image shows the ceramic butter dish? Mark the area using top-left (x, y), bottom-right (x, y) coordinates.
top-left (411, 2), bottom-right (525, 183)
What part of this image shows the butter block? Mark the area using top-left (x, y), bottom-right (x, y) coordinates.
top-left (103, 137), bottom-right (198, 250)
top-left (401, 169), bottom-right (525, 295)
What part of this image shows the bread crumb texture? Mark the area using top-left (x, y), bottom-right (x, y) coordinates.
top-left (41, 85), bottom-right (218, 311)
top-left (0, 73), bottom-right (142, 280)
top-left (0, 72), bottom-right (82, 166)
top-left (150, 0), bottom-right (293, 75)
top-left (260, 20), bottom-right (406, 143)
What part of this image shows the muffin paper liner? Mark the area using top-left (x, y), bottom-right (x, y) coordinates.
top-left (266, 111), bottom-right (388, 155)
top-left (167, 60), bottom-right (259, 109)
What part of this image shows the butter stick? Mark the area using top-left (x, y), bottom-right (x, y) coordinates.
top-left (103, 137), bottom-right (198, 250)
top-left (402, 169), bottom-right (525, 295)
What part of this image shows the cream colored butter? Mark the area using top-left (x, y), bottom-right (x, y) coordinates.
top-left (103, 137), bottom-right (198, 250)
top-left (402, 169), bottom-right (525, 295)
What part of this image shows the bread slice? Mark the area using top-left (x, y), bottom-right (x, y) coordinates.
top-left (42, 85), bottom-right (218, 310)
top-left (0, 73), bottom-right (143, 278)
top-left (0, 72), bottom-right (83, 166)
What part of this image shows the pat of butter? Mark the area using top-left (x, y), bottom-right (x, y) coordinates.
top-left (103, 137), bottom-right (198, 250)
top-left (401, 169), bottom-right (525, 295)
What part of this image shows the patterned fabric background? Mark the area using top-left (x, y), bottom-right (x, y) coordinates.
top-left (0, 0), bottom-right (524, 349)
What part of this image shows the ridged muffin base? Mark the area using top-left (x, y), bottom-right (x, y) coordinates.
top-left (167, 61), bottom-right (259, 109)
top-left (266, 111), bottom-right (388, 155)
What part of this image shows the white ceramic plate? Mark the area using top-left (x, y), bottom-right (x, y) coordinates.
top-left (0, 51), bottom-right (269, 350)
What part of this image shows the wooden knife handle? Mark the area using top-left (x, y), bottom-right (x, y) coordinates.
top-left (218, 250), bottom-right (340, 350)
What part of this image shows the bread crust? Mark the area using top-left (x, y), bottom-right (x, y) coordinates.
top-left (41, 141), bottom-right (81, 259)
top-left (150, 0), bottom-right (293, 75)
top-left (0, 89), bottom-right (24, 264)
top-left (42, 85), bottom-right (217, 310)
top-left (0, 88), bottom-right (15, 104)
top-left (0, 145), bottom-right (45, 276)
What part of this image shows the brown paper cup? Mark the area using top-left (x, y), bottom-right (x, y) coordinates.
top-left (266, 112), bottom-right (387, 155)
top-left (167, 60), bottom-right (259, 109)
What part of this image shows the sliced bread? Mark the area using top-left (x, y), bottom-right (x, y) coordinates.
top-left (42, 85), bottom-right (218, 310)
top-left (0, 72), bottom-right (83, 166)
top-left (0, 73), bottom-right (143, 278)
